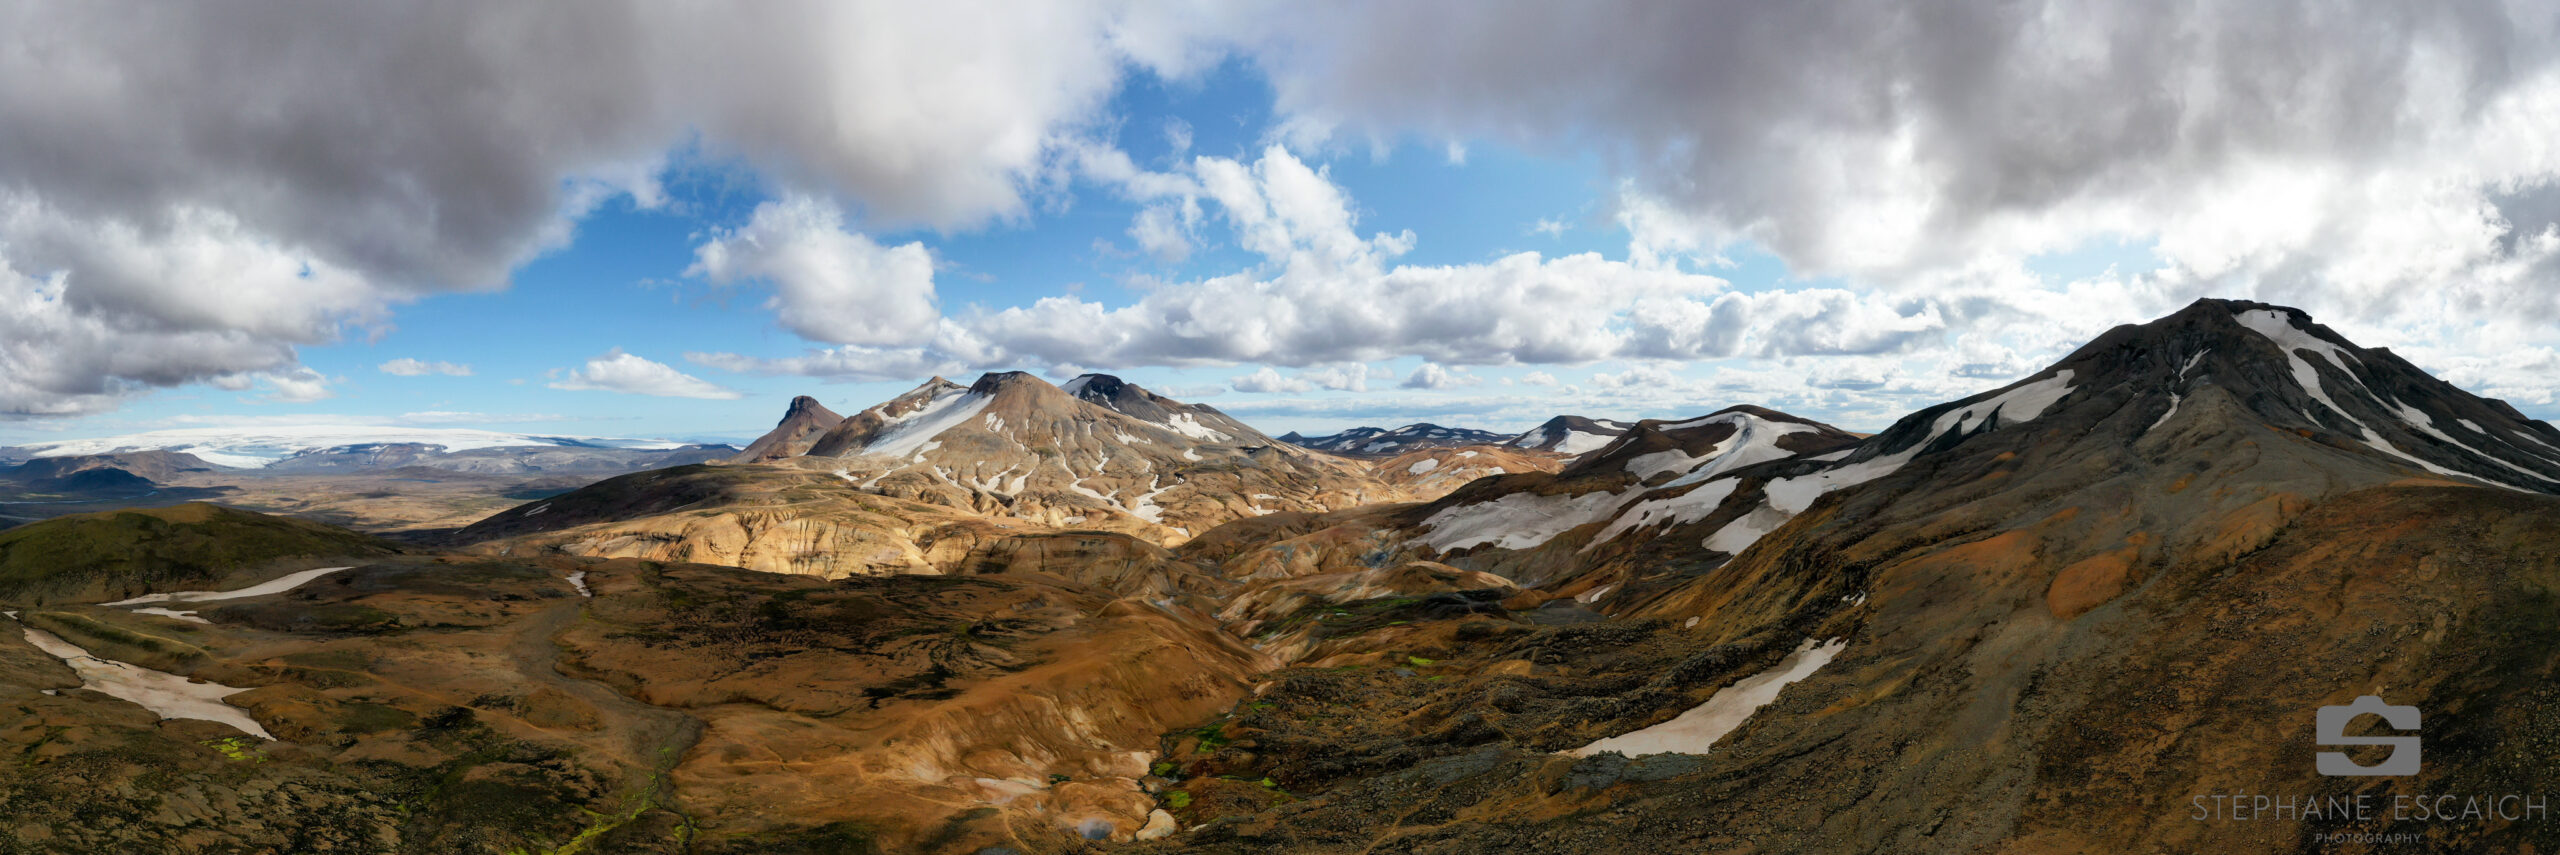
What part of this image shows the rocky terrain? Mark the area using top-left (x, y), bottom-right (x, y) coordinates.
top-left (9, 299), bottom-right (2560, 853)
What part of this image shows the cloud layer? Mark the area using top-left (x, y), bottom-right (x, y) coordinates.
top-left (551, 350), bottom-right (741, 400)
top-left (13, 1), bottom-right (2560, 424)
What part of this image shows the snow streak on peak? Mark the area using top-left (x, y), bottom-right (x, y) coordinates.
top-left (850, 386), bottom-right (991, 460)
top-left (2233, 309), bottom-right (2366, 421)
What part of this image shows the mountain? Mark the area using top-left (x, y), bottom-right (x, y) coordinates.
top-left (732, 395), bottom-right (846, 462)
top-left (1135, 297), bottom-right (2560, 852)
top-left (7, 450), bottom-right (222, 483)
top-left (728, 372), bottom-right (1384, 541)
top-left (1281, 423), bottom-right (1515, 455)
top-left (1505, 414), bottom-right (1634, 454)
top-left (32, 298), bottom-right (2560, 853)
top-left (5, 425), bottom-right (721, 472)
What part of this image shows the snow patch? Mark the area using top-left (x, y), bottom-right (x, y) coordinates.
top-left (1928, 370), bottom-right (2077, 438)
top-left (566, 571), bottom-right (592, 597)
top-left (1407, 458), bottom-right (1441, 475)
top-left (1161, 413), bottom-right (1231, 442)
top-left (1587, 479), bottom-right (1741, 549)
top-left (1703, 503), bottom-right (1792, 555)
top-left (2359, 427), bottom-right (2531, 493)
top-left (18, 625), bottom-right (272, 739)
top-left (1567, 637), bottom-right (1845, 758)
top-left (2388, 400), bottom-right (2559, 484)
top-left (2234, 309), bottom-right (2369, 422)
top-left (105, 566), bottom-right (353, 607)
top-left (1624, 449), bottom-right (1707, 480)
top-left (1553, 430), bottom-right (1616, 455)
top-left (855, 390), bottom-right (990, 460)
top-left (1418, 489), bottom-right (1637, 552)
top-left (132, 607), bottom-right (209, 624)
top-left (1764, 443), bottom-right (1926, 515)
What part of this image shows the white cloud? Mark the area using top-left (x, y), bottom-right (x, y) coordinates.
top-left (1230, 362), bottom-right (1376, 393)
top-left (967, 147), bottom-right (1734, 368)
top-left (1229, 366), bottom-right (1309, 394)
top-left (257, 368), bottom-right (334, 403)
top-left (1520, 371), bottom-right (1559, 386)
top-left (0, 1), bottom-right (1223, 416)
top-left (23, 1), bottom-right (2560, 423)
top-left (551, 349), bottom-right (742, 399)
top-left (380, 358), bottom-right (472, 377)
top-left (1531, 218), bottom-right (1568, 237)
top-left (689, 195), bottom-right (942, 347)
top-left (1400, 363), bottom-right (1479, 390)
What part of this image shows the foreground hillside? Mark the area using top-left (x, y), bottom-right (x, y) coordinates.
top-left (10, 299), bottom-right (2560, 853)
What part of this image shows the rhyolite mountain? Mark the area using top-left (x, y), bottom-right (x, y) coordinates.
top-left (1505, 414), bottom-right (1635, 454)
top-left (1281, 423), bottom-right (1515, 455)
top-left (17, 298), bottom-right (2560, 853)
top-left (464, 373), bottom-right (1412, 578)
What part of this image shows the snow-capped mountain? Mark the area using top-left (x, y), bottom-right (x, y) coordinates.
top-left (710, 373), bottom-right (1390, 542)
top-left (1280, 423), bottom-right (1515, 456)
top-left (1505, 415), bottom-right (1635, 454)
top-left (1382, 298), bottom-right (2560, 607)
top-left (4, 425), bottom-right (710, 471)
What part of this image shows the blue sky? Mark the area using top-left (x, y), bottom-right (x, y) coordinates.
top-left (1, 61), bottom-right (1911, 443)
top-left (6, 3), bottom-right (2559, 448)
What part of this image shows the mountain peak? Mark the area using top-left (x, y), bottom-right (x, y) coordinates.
top-left (1283, 423), bottom-right (1513, 456)
top-left (1506, 415), bottom-right (1633, 454)
top-left (968, 370), bottom-right (1051, 395)
top-left (1820, 298), bottom-right (2560, 500)
top-left (735, 395), bottom-right (849, 462)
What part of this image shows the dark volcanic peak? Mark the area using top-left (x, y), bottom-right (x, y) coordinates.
top-left (735, 395), bottom-right (849, 462)
top-left (1823, 297), bottom-right (2560, 495)
top-left (1062, 373), bottom-right (1184, 423)
top-left (1505, 415), bottom-right (1634, 454)
top-left (1286, 423), bottom-right (1512, 456)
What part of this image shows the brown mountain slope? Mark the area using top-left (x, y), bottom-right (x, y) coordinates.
top-left (1130, 297), bottom-right (2560, 853)
top-left (731, 394), bottom-right (845, 462)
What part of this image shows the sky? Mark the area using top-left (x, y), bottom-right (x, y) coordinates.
top-left (6, 0), bottom-right (2560, 446)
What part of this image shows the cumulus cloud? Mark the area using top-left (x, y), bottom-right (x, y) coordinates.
top-left (689, 195), bottom-right (943, 347)
top-left (1400, 363), bottom-right (1479, 390)
top-left (0, 0), bottom-right (1211, 415)
top-left (23, 1), bottom-right (2560, 422)
top-left (1229, 366), bottom-right (1308, 394)
top-left (967, 147), bottom-right (1736, 367)
top-left (1230, 362), bottom-right (1379, 393)
top-left (551, 349), bottom-right (742, 399)
top-left (380, 358), bottom-right (472, 377)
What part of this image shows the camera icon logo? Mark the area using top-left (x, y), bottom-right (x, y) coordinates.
top-left (2316, 695), bottom-right (2420, 777)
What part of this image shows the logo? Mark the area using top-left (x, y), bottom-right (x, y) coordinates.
top-left (2317, 695), bottom-right (2420, 777)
